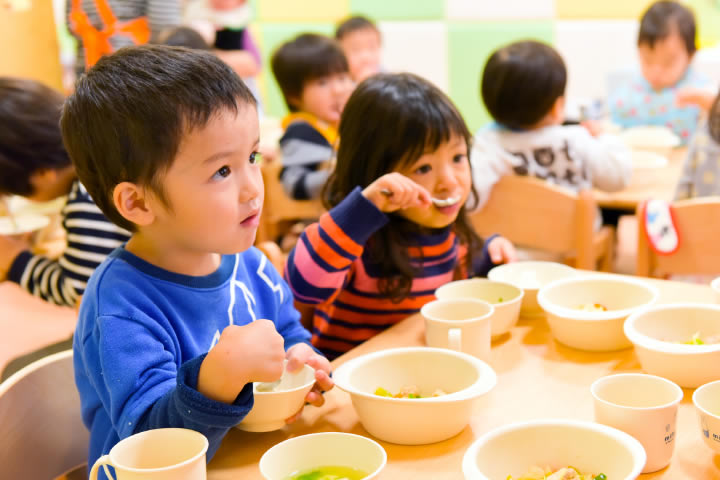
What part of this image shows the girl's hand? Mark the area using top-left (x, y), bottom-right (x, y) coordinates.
top-left (488, 236), bottom-right (517, 265)
top-left (363, 173), bottom-right (432, 212)
top-left (284, 343), bottom-right (334, 424)
top-left (676, 87), bottom-right (716, 112)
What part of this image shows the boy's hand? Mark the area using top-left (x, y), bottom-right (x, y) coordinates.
top-left (284, 343), bottom-right (333, 424)
top-left (488, 236), bottom-right (517, 265)
top-left (198, 320), bottom-right (285, 404)
top-left (581, 120), bottom-right (603, 138)
top-left (363, 173), bottom-right (432, 213)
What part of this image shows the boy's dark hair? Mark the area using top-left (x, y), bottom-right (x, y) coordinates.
top-left (638, 1), bottom-right (696, 55)
top-left (0, 77), bottom-right (70, 196)
top-left (481, 40), bottom-right (566, 130)
top-left (156, 26), bottom-right (211, 50)
top-left (335, 15), bottom-right (379, 40)
top-left (61, 45), bottom-right (256, 232)
top-left (271, 33), bottom-right (349, 112)
top-left (324, 73), bottom-right (481, 302)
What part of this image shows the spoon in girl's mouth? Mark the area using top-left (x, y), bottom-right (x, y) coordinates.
top-left (380, 189), bottom-right (459, 207)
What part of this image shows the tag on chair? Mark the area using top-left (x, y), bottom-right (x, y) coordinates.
top-left (641, 199), bottom-right (680, 255)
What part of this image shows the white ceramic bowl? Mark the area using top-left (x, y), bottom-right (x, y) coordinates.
top-left (333, 347), bottom-right (497, 445)
top-left (625, 304), bottom-right (720, 388)
top-left (259, 432), bottom-right (386, 480)
top-left (620, 125), bottom-right (681, 156)
top-left (711, 277), bottom-right (720, 304)
top-left (537, 276), bottom-right (658, 351)
top-left (236, 363), bottom-right (315, 432)
top-left (462, 419), bottom-right (646, 480)
top-left (435, 279), bottom-right (524, 337)
top-left (693, 380), bottom-right (720, 454)
top-left (488, 262), bottom-right (577, 317)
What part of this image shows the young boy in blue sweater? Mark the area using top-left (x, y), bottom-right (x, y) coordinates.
top-left (60, 45), bottom-right (332, 475)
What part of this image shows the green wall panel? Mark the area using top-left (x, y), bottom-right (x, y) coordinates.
top-left (349, 0), bottom-right (445, 20)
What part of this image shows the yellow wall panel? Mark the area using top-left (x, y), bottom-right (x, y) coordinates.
top-left (555, 0), bottom-right (654, 19)
top-left (257, 0), bottom-right (349, 22)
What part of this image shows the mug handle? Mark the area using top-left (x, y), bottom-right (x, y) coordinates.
top-left (89, 455), bottom-right (116, 480)
top-left (448, 328), bottom-right (462, 351)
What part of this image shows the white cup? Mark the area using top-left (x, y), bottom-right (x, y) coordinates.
top-left (421, 298), bottom-right (493, 361)
top-left (591, 373), bottom-right (683, 473)
top-left (89, 428), bottom-right (209, 480)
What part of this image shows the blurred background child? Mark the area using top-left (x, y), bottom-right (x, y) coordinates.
top-left (271, 33), bottom-right (354, 201)
top-left (284, 73), bottom-right (515, 360)
top-left (472, 40), bottom-right (631, 217)
top-left (335, 15), bottom-right (383, 83)
top-left (608, 0), bottom-right (710, 142)
top-left (0, 77), bottom-right (130, 306)
top-left (675, 89), bottom-right (720, 199)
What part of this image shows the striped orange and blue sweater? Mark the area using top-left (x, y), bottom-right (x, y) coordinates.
top-left (284, 187), bottom-right (497, 360)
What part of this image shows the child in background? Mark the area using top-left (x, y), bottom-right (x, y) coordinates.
top-left (285, 73), bottom-right (516, 360)
top-left (271, 34), bottom-right (354, 201)
top-left (472, 40), bottom-right (631, 211)
top-left (156, 25), bottom-right (212, 50)
top-left (62, 46), bottom-right (332, 476)
top-left (608, 0), bottom-right (710, 142)
top-left (0, 77), bottom-right (130, 306)
top-left (335, 15), bottom-right (383, 83)
top-left (675, 90), bottom-right (720, 199)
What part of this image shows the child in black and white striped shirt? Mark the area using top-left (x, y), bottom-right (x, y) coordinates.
top-left (0, 77), bottom-right (129, 307)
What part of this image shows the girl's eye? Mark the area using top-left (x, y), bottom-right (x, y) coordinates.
top-left (249, 151), bottom-right (262, 165)
top-left (453, 154), bottom-right (467, 164)
top-left (213, 165), bottom-right (231, 179)
top-left (414, 164), bottom-right (432, 175)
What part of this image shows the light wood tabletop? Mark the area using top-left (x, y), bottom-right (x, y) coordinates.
top-left (208, 273), bottom-right (720, 480)
top-left (594, 149), bottom-right (687, 211)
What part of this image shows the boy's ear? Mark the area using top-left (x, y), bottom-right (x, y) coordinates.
top-left (113, 182), bottom-right (155, 227)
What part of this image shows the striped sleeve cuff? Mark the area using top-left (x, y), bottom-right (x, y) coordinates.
top-left (326, 187), bottom-right (389, 246)
top-left (7, 250), bottom-right (33, 284)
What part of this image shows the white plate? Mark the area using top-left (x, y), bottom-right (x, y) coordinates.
top-left (0, 214), bottom-right (50, 235)
top-left (631, 150), bottom-right (669, 169)
top-left (10, 196), bottom-right (66, 216)
top-left (620, 126), bottom-right (681, 149)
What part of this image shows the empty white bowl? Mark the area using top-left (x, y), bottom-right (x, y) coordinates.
top-left (259, 432), bottom-right (386, 480)
top-left (435, 278), bottom-right (523, 337)
top-left (236, 363), bottom-right (315, 432)
top-left (462, 419), bottom-right (646, 480)
top-left (625, 304), bottom-right (720, 388)
top-left (333, 347), bottom-right (497, 445)
top-left (711, 277), bottom-right (720, 304)
top-left (620, 125), bottom-right (681, 156)
top-left (488, 262), bottom-right (577, 317)
top-left (693, 380), bottom-right (720, 454)
top-left (537, 276), bottom-right (658, 351)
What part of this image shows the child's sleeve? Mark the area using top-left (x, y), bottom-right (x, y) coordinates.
top-left (146, 0), bottom-right (183, 35)
top-left (576, 129), bottom-right (632, 192)
top-left (279, 122), bottom-right (334, 200)
top-left (471, 234), bottom-right (500, 278)
top-left (284, 187), bottom-right (388, 305)
top-left (80, 315), bottom-right (253, 461)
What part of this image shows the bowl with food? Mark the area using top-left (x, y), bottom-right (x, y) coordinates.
top-left (488, 262), bottom-right (577, 317)
top-left (462, 419), bottom-right (645, 480)
top-left (259, 432), bottom-right (386, 480)
top-left (537, 276), bottom-right (658, 351)
top-left (333, 347), bottom-right (497, 445)
top-left (435, 278), bottom-right (524, 337)
top-left (625, 304), bottom-right (720, 388)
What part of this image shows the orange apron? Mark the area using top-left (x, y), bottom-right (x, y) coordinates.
top-left (69, 0), bottom-right (150, 69)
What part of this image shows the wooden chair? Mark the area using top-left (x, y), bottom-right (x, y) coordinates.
top-left (0, 349), bottom-right (88, 479)
top-left (257, 160), bottom-right (325, 244)
top-left (636, 197), bottom-right (720, 277)
top-left (470, 175), bottom-right (615, 271)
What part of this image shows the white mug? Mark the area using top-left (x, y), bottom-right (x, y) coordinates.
top-left (421, 298), bottom-right (494, 361)
top-left (591, 373), bottom-right (683, 473)
top-left (89, 428), bottom-right (209, 480)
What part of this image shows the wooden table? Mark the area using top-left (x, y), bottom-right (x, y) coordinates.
top-left (209, 273), bottom-right (720, 479)
top-left (594, 149), bottom-right (687, 211)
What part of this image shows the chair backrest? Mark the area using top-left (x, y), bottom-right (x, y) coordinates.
top-left (0, 350), bottom-right (88, 478)
top-left (259, 160), bottom-right (325, 242)
top-left (469, 175), bottom-right (598, 269)
top-left (636, 197), bottom-right (720, 277)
